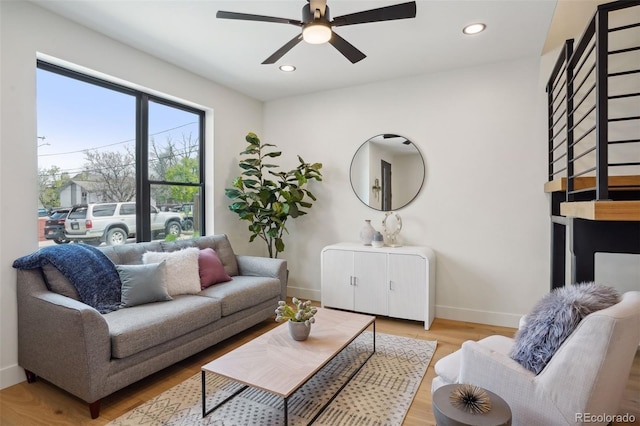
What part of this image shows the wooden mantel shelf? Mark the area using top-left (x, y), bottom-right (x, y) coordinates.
top-left (560, 200), bottom-right (640, 221)
top-left (544, 175), bottom-right (640, 193)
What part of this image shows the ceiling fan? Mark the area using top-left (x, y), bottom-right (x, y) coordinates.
top-left (216, 0), bottom-right (417, 64)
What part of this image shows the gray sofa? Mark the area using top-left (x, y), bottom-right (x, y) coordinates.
top-left (16, 234), bottom-right (287, 418)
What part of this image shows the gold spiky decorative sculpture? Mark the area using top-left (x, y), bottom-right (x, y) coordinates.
top-left (449, 384), bottom-right (492, 414)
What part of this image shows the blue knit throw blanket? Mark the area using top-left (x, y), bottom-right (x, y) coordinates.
top-left (13, 244), bottom-right (121, 314)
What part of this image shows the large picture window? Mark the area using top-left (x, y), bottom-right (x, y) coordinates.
top-left (37, 61), bottom-right (205, 246)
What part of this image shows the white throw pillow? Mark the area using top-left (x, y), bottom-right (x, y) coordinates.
top-left (142, 247), bottom-right (201, 296)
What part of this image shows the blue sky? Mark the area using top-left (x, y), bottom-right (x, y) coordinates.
top-left (37, 68), bottom-right (199, 176)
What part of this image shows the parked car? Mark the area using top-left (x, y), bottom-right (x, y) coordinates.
top-left (37, 208), bottom-right (49, 217)
top-left (43, 208), bottom-right (71, 244)
top-left (64, 202), bottom-right (183, 246)
top-left (177, 203), bottom-right (194, 231)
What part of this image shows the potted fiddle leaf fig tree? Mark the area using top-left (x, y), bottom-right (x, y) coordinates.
top-left (225, 132), bottom-right (323, 258)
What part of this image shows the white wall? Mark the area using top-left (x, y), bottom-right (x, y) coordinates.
top-left (264, 56), bottom-right (551, 328)
top-left (595, 253), bottom-right (640, 294)
top-left (0, 0), bottom-right (262, 390)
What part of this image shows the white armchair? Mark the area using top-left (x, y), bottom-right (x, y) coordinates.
top-left (431, 291), bottom-right (640, 426)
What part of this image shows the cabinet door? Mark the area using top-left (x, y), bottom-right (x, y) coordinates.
top-left (388, 253), bottom-right (426, 321)
top-left (321, 249), bottom-right (354, 310)
top-left (353, 251), bottom-right (388, 315)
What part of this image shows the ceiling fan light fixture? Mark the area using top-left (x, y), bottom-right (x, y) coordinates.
top-left (302, 23), bottom-right (332, 44)
top-left (217, 1), bottom-right (417, 63)
top-left (463, 23), bottom-right (486, 35)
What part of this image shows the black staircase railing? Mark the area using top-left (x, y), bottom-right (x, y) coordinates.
top-left (546, 0), bottom-right (640, 201)
top-left (545, 0), bottom-right (640, 290)
top-left (547, 39), bottom-right (573, 183)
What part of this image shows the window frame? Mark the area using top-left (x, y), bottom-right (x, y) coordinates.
top-left (37, 60), bottom-right (206, 241)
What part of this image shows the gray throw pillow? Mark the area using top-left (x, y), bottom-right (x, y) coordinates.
top-left (42, 263), bottom-right (81, 300)
top-left (510, 282), bottom-right (620, 374)
top-left (117, 261), bottom-right (172, 308)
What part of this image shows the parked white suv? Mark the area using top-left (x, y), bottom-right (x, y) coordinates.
top-left (64, 202), bottom-right (182, 246)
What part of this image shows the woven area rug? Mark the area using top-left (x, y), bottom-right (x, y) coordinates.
top-left (108, 332), bottom-right (436, 426)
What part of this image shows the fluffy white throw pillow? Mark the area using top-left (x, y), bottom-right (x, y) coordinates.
top-left (510, 282), bottom-right (620, 374)
top-left (142, 247), bottom-right (201, 296)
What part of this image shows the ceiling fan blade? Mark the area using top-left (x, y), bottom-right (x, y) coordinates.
top-left (328, 32), bottom-right (366, 64)
top-left (331, 1), bottom-right (416, 27)
top-left (262, 34), bottom-right (304, 64)
top-left (216, 10), bottom-right (302, 26)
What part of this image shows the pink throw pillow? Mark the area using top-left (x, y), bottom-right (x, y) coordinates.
top-left (199, 248), bottom-right (232, 289)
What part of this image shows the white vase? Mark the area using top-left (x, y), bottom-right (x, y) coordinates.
top-left (288, 320), bottom-right (311, 341)
top-left (359, 220), bottom-right (375, 245)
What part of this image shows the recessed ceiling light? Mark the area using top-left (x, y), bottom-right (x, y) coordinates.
top-left (463, 23), bottom-right (486, 35)
top-left (279, 65), bottom-right (296, 72)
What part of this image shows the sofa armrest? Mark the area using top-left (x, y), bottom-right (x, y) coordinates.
top-left (236, 255), bottom-right (288, 300)
top-left (459, 340), bottom-right (535, 394)
top-left (17, 269), bottom-right (111, 403)
top-left (458, 338), bottom-right (569, 423)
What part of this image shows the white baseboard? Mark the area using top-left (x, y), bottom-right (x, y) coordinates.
top-left (285, 293), bottom-right (522, 329)
top-left (435, 305), bottom-right (522, 329)
top-left (286, 286), bottom-right (321, 302)
top-left (0, 364), bottom-right (25, 390)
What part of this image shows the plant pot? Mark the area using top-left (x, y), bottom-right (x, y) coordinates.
top-left (288, 319), bottom-right (311, 341)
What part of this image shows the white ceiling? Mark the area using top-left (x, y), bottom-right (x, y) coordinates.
top-left (32, 0), bottom-right (560, 102)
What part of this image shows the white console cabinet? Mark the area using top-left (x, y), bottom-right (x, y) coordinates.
top-left (321, 243), bottom-right (436, 329)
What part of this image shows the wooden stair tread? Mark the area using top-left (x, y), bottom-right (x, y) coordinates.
top-left (560, 200), bottom-right (640, 221)
top-left (544, 175), bottom-right (640, 193)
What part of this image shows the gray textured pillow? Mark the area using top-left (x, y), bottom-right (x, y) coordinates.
top-left (42, 263), bottom-right (81, 300)
top-left (510, 282), bottom-right (620, 374)
top-left (117, 261), bottom-right (172, 308)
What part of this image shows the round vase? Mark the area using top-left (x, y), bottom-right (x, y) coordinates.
top-left (359, 220), bottom-right (375, 245)
top-left (372, 231), bottom-right (384, 248)
top-left (288, 320), bottom-right (311, 341)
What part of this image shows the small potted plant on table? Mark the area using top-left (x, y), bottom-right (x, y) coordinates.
top-left (275, 297), bottom-right (317, 341)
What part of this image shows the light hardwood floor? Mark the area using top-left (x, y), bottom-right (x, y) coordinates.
top-left (0, 314), bottom-right (638, 425)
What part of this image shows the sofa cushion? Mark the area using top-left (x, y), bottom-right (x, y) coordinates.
top-left (199, 275), bottom-right (281, 316)
top-left (142, 248), bottom-right (201, 296)
top-left (117, 261), bottom-right (172, 308)
top-left (99, 241), bottom-right (163, 265)
top-left (435, 335), bottom-right (514, 385)
top-left (510, 282), bottom-right (620, 374)
top-left (161, 234), bottom-right (239, 277)
top-left (103, 295), bottom-right (222, 358)
top-left (199, 248), bottom-right (232, 289)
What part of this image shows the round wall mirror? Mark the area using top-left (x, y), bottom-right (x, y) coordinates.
top-left (350, 134), bottom-right (425, 211)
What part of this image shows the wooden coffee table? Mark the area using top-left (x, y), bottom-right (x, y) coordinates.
top-left (201, 308), bottom-right (376, 425)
